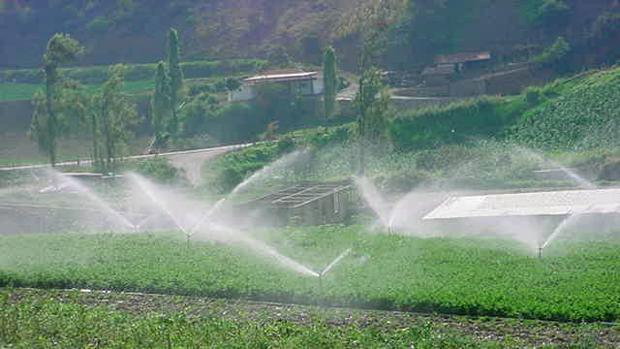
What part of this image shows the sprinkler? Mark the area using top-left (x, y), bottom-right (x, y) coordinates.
top-left (538, 246), bottom-right (543, 259)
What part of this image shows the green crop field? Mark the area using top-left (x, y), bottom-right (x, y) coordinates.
top-left (1, 226), bottom-right (619, 323)
top-left (6, 289), bottom-right (581, 349)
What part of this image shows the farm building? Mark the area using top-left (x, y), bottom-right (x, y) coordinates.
top-left (434, 51), bottom-right (492, 72)
top-left (238, 181), bottom-right (353, 226)
top-left (229, 70), bottom-right (324, 102)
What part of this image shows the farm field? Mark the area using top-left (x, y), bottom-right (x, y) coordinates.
top-left (2, 288), bottom-right (617, 348)
top-left (1, 226), bottom-right (619, 323)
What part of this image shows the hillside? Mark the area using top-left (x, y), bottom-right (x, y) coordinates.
top-left (1, 0), bottom-right (618, 70)
top-left (0, 0), bottom-right (368, 68)
top-left (391, 66), bottom-right (620, 151)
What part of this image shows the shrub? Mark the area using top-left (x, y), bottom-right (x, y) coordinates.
top-left (132, 157), bottom-right (182, 183)
top-left (201, 140), bottom-right (295, 193)
top-left (524, 86), bottom-right (543, 106)
top-left (532, 36), bottom-right (571, 72)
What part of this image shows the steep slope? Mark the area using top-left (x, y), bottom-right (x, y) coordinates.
top-left (0, 0), bottom-right (366, 68)
top-left (1, 0), bottom-right (617, 70)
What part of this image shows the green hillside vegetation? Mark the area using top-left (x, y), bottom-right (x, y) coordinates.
top-left (202, 66), bottom-right (620, 193)
top-left (391, 66), bottom-right (620, 151)
top-left (1, 1), bottom-right (616, 70)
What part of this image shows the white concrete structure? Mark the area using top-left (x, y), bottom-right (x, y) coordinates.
top-left (424, 188), bottom-right (620, 220)
top-left (229, 71), bottom-right (324, 102)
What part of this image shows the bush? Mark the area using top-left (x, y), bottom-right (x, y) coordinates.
top-left (201, 140), bottom-right (295, 193)
top-left (524, 86), bottom-right (543, 106)
top-left (132, 157), bottom-right (182, 183)
top-left (532, 37), bottom-right (571, 71)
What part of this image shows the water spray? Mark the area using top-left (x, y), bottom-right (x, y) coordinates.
top-left (317, 248), bottom-right (352, 294)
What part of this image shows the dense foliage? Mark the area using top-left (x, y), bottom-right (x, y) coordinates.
top-left (510, 67), bottom-right (620, 150)
top-left (1, 228), bottom-right (619, 322)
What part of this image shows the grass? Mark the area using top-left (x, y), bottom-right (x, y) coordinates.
top-left (1, 226), bottom-right (619, 323)
top-left (0, 289), bottom-right (521, 349)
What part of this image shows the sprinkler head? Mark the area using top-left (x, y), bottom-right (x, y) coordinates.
top-left (538, 247), bottom-right (543, 259)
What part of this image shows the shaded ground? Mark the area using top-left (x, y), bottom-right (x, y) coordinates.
top-left (6, 288), bottom-right (618, 348)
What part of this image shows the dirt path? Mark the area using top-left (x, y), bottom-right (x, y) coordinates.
top-left (6, 288), bottom-right (619, 348)
top-left (0, 143), bottom-right (252, 186)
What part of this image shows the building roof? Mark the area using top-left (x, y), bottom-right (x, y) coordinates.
top-left (423, 188), bottom-right (620, 220)
top-left (434, 51), bottom-right (491, 65)
top-left (244, 71), bottom-right (318, 85)
top-left (422, 64), bottom-right (456, 76)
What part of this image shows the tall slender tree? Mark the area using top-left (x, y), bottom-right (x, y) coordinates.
top-left (90, 65), bottom-right (138, 172)
top-left (151, 61), bottom-right (171, 150)
top-left (30, 33), bottom-right (82, 166)
top-left (322, 46), bottom-right (338, 118)
top-left (167, 28), bottom-right (184, 136)
top-left (350, 0), bottom-right (401, 174)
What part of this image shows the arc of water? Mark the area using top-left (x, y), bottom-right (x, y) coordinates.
top-left (354, 176), bottom-right (391, 228)
top-left (320, 248), bottom-right (352, 277)
top-left (51, 171), bottom-right (134, 230)
top-left (126, 173), bottom-right (317, 277)
top-left (189, 151), bottom-right (305, 236)
top-left (542, 212), bottom-right (577, 249)
top-left (196, 221), bottom-right (319, 277)
top-left (189, 198), bottom-right (227, 235)
top-left (517, 147), bottom-right (596, 189)
top-left (128, 173), bottom-right (190, 236)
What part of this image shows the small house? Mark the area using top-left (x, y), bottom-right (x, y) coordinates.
top-left (229, 70), bottom-right (324, 102)
top-left (434, 51), bottom-right (492, 72)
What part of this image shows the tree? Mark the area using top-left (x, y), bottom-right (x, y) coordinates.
top-left (167, 28), bottom-right (184, 136)
top-left (30, 33), bottom-right (83, 166)
top-left (151, 61), bottom-right (171, 150)
top-left (348, 0), bottom-right (400, 174)
top-left (356, 68), bottom-right (390, 143)
top-left (322, 46), bottom-right (338, 118)
top-left (90, 65), bottom-right (139, 172)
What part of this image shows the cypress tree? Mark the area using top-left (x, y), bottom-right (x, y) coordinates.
top-left (322, 46), bottom-right (338, 118)
top-left (167, 28), bottom-right (184, 136)
top-left (31, 33), bottom-right (82, 166)
top-left (152, 61), bottom-right (171, 150)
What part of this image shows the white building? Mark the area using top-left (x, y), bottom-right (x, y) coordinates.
top-left (229, 70), bottom-right (324, 102)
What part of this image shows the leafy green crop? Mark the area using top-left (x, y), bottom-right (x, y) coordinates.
top-left (0, 289), bottom-right (509, 349)
top-left (1, 226), bottom-right (618, 322)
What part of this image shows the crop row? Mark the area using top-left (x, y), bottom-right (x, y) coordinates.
top-left (0, 226), bottom-right (619, 322)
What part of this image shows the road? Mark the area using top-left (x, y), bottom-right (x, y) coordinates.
top-left (0, 143), bottom-right (252, 185)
